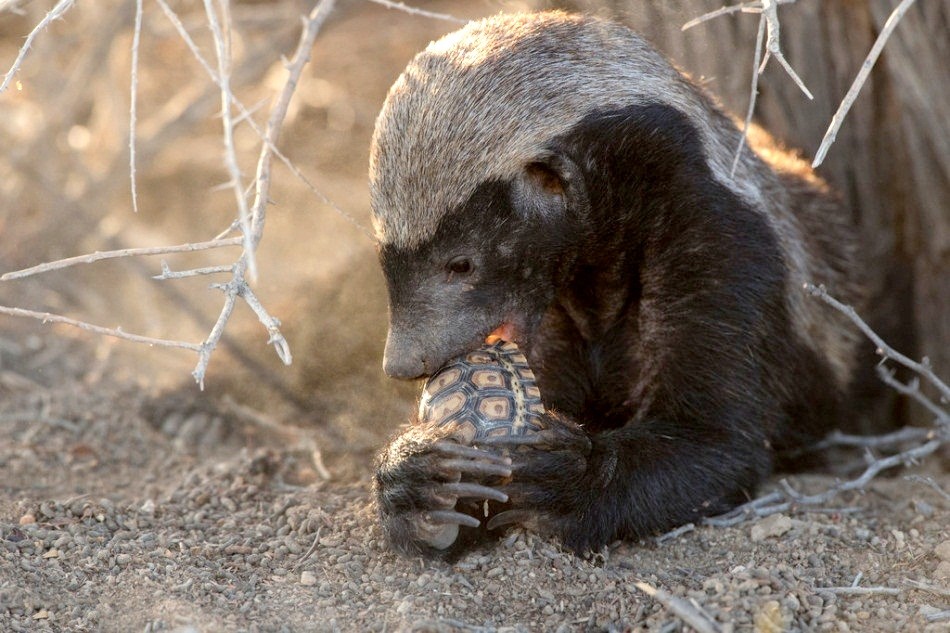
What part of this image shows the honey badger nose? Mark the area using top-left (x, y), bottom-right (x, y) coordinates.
top-left (383, 332), bottom-right (428, 379)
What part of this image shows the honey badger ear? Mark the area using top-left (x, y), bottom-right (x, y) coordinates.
top-left (511, 153), bottom-right (581, 220)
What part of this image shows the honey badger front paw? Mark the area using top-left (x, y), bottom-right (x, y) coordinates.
top-left (479, 413), bottom-right (607, 553)
top-left (374, 428), bottom-right (512, 555)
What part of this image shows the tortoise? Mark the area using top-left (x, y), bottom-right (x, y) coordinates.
top-left (417, 339), bottom-right (547, 444)
top-left (412, 339), bottom-right (547, 549)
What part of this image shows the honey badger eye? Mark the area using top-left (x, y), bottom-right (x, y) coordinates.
top-left (446, 256), bottom-right (473, 275)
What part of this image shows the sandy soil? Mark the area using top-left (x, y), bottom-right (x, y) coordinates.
top-left (0, 334), bottom-right (948, 632)
top-left (1, 1), bottom-right (948, 631)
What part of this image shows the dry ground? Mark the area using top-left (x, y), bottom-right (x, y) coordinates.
top-left (0, 333), bottom-right (949, 632)
top-left (1, 1), bottom-right (948, 631)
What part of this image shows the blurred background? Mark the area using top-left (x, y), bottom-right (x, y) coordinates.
top-left (1, 0), bottom-right (946, 479)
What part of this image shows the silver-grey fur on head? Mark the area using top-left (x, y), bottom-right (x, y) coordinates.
top-left (369, 11), bottom-right (862, 387)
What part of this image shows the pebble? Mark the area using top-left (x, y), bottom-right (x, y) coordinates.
top-left (300, 571), bottom-right (317, 586)
top-left (934, 540), bottom-right (950, 562)
top-left (751, 514), bottom-right (793, 542)
top-left (18, 514), bottom-right (36, 526)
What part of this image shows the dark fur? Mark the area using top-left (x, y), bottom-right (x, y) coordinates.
top-left (371, 14), bottom-right (864, 557)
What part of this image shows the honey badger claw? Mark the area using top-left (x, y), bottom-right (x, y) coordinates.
top-left (486, 509), bottom-right (536, 531)
top-left (425, 510), bottom-right (481, 528)
top-left (432, 440), bottom-right (512, 465)
top-left (478, 426), bottom-right (591, 454)
top-left (439, 458), bottom-right (513, 479)
top-left (439, 481), bottom-right (508, 502)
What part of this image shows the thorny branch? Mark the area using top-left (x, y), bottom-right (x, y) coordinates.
top-left (0, 0), bottom-right (76, 93)
top-left (812, 0), bottom-right (918, 167)
top-left (683, 0), bottom-right (810, 173)
top-left (805, 283), bottom-right (949, 406)
top-left (154, 0), bottom-right (370, 237)
top-left (1, 238), bottom-right (244, 281)
top-left (1, 0), bottom-right (343, 387)
top-left (364, 0), bottom-right (467, 24)
top-left (685, 0), bottom-right (920, 171)
top-left (705, 286), bottom-right (948, 529)
top-left (633, 581), bottom-right (722, 633)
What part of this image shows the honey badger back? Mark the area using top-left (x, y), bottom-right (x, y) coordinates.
top-left (371, 11), bottom-right (864, 556)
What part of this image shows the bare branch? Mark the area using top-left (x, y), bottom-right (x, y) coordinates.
top-left (655, 522), bottom-right (695, 545)
top-left (154, 0), bottom-right (369, 237)
top-left (249, 0), bottom-right (337, 248)
top-left (153, 262), bottom-right (234, 280)
top-left (633, 582), bottom-right (722, 633)
top-left (777, 437), bottom-right (945, 506)
top-left (1, 237), bottom-right (244, 281)
top-left (682, 2), bottom-right (762, 31)
top-left (877, 366), bottom-right (949, 425)
top-left (806, 427), bottom-right (935, 452)
top-left (805, 283), bottom-right (949, 403)
top-left (812, 0), bottom-right (918, 167)
top-left (760, 0), bottom-right (813, 99)
top-left (904, 475), bottom-right (950, 503)
top-left (241, 282), bottom-right (292, 366)
top-left (904, 579), bottom-right (950, 598)
top-left (129, 0), bottom-right (144, 213)
top-left (364, 0), bottom-right (467, 24)
top-left (193, 278), bottom-right (241, 389)
top-left (202, 0), bottom-right (254, 280)
top-left (818, 586), bottom-right (900, 596)
top-left (684, 0), bottom-right (812, 175)
top-left (0, 305), bottom-right (201, 352)
top-left (731, 13), bottom-right (766, 175)
top-left (0, 0), bottom-right (77, 94)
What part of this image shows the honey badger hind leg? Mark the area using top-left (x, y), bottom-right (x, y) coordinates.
top-left (481, 412), bottom-right (769, 553)
top-left (373, 426), bottom-right (512, 557)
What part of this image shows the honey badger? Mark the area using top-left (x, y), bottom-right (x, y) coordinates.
top-left (370, 11), bottom-right (864, 557)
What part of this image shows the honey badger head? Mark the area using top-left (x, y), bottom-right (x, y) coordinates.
top-left (369, 11), bottom-right (859, 382)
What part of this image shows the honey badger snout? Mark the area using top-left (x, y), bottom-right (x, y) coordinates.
top-left (383, 309), bottom-right (490, 380)
top-left (382, 328), bottom-right (429, 379)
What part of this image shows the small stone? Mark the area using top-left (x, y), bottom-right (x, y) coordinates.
top-left (18, 514), bottom-right (35, 526)
top-left (934, 560), bottom-right (950, 580)
top-left (300, 571), bottom-right (317, 586)
top-left (751, 514), bottom-right (793, 542)
top-left (41, 549), bottom-right (59, 559)
top-left (33, 609), bottom-right (49, 620)
top-left (753, 600), bottom-right (785, 633)
top-left (934, 540), bottom-right (950, 562)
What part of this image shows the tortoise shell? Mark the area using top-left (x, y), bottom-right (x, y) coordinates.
top-left (417, 340), bottom-right (546, 443)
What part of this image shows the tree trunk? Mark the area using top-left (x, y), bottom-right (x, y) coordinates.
top-left (543, 0), bottom-right (949, 419)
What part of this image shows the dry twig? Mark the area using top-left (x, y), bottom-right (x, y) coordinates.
top-left (812, 0), bottom-right (918, 167)
top-left (805, 283), bottom-right (949, 405)
top-left (0, 238), bottom-right (244, 281)
top-left (1, 2), bottom-right (346, 387)
top-left (202, 0), bottom-right (254, 280)
top-left (633, 581), bottom-right (722, 633)
top-left (683, 0), bottom-right (811, 174)
top-left (129, 0), bottom-right (143, 213)
top-left (818, 586), bottom-right (901, 596)
top-left (0, 0), bottom-right (77, 93)
top-left (0, 305), bottom-right (201, 352)
top-left (154, 0), bottom-right (369, 236)
top-left (364, 0), bottom-right (467, 24)
top-left (705, 285), bottom-right (948, 529)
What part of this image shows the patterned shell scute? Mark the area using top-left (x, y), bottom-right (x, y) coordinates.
top-left (418, 341), bottom-right (546, 444)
